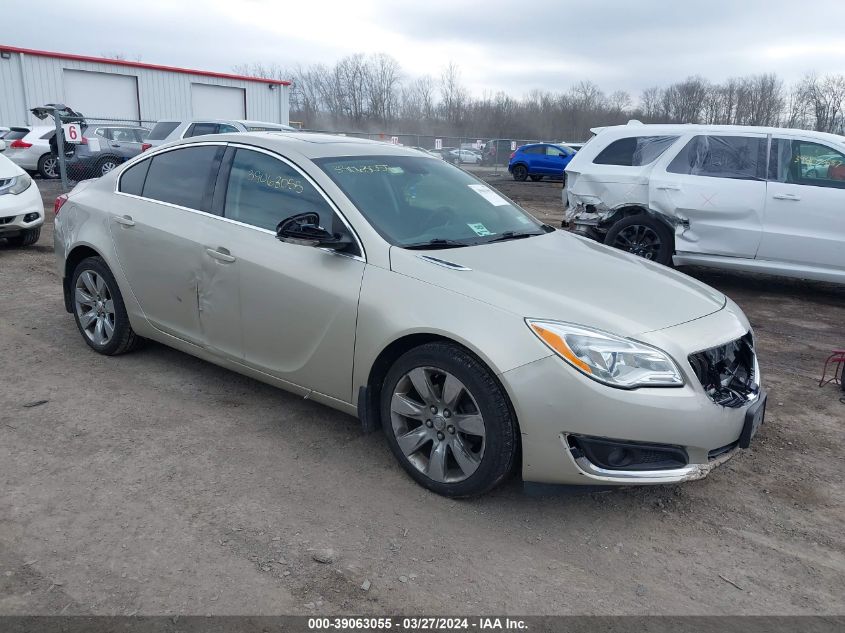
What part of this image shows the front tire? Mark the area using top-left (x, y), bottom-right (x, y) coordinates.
top-left (512, 164), bottom-right (528, 181)
top-left (605, 214), bottom-right (674, 266)
top-left (71, 256), bottom-right (143, 355)
top-left (6, 227), bottom-right (40, 247)
top-left (380, 342), bottom-right (518, 497)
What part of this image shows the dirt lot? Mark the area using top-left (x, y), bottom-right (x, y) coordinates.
top-left (1, 176), bottom-right (843, 616)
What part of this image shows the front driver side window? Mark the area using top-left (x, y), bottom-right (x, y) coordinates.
top-left (223, 149), bottom-right (339, 234)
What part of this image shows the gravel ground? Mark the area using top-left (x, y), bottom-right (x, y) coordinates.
top-left (1, 176), bottom-right (843, 616)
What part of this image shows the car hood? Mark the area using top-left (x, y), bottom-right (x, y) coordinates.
top-left (389, 230), bottom-right (726, 337)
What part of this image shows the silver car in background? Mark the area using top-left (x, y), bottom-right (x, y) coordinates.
top-left (54, 133), bottom-right (765, 497)
top-left (142, 119), bottom-right (297, 150)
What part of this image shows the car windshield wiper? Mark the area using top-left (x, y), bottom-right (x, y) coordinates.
top-left (401, 238), bottom-right (472, 250)
top-left (483, 231), bottom-right (544, 244)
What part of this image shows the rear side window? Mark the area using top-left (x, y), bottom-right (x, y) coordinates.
top-left (668, 135), bottom-right (765, 180)
top-left (521, 146), bottom-right (544, 155)
top-left (185, 123), bottom-right (219, 138)
top-left (147, 122), bottom-right (180, 140)
top-left (3, 130), bottom-right (28, 141)
top-left (119, 159), bottom-right (150, 196)
top-left (593, 136), bottom-right (678, 166)
top-left (142, 146), bottom-right (221, 210)
top-left (223, 148), bottom-right (337, 232)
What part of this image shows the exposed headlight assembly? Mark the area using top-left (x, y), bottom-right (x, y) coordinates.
top-left (0, 173), bottom-right (32, 196)
top-left (526, 320), bottom-right (684, 389)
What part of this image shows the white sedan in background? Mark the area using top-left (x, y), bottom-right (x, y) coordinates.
top-left (4, 125), bottom-right (58, 179)
top-left (448, 149), bottom-right (481, 164)
top-left (0, 152), bottom-right (43, 246)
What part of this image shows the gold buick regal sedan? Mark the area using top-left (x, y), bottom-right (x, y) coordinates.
top-left (54, 133), bottom-right (765, 497)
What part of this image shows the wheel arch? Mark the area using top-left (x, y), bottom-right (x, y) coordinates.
top-left (600, 205), bottom-right (676, 243)
top-left (357, 332), bottom-right (521, 441)
top-left (63, 244), bottom-right (106, 312)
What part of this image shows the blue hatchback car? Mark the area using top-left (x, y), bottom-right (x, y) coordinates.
top-left (508, 143), bottom-right (575, 182)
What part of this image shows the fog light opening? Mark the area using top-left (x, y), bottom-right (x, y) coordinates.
top-left (24, 212), bottom-right (40, 223)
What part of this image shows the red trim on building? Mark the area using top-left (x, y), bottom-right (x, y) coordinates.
top-left (0, 45), bottom-right (291, 86)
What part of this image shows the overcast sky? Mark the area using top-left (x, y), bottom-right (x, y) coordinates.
top-left (4, 0), bottom-right (844, 99)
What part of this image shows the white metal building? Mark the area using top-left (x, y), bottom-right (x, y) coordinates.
top-left (0, 45), bottom-right (290, 126)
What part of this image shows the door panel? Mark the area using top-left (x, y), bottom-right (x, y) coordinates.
top-left (109, 196), bottom-right (205, 344)
top-left (110, 145), bottom-right (223, 344)
top-left (198, 146), bottom-right (365, 401)
top-left (230, 228), bottom-right (364, 400)
top-left (759, 137), bottom-right (845, 269)
top-left (649, 133), bottom-right (767, 258)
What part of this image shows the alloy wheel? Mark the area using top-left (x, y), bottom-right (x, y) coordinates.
top-left (74, 270), bottom-right (116, 346)
top-left (612, 224), bottom-right (662, 260)
top-left (390, 366), bottom-right (486, 483)
top-left (100, 161), bottom-right (118, 175)
top-left (43, 156), bottom-right (59, 178)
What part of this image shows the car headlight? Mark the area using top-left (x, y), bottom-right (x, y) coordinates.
top-left (526, 319), bottom-right (684, 389)
top-left (0, 173), bottom-right (32, 196)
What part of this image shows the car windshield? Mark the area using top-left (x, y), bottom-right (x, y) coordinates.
top-left (315, 155), bottom-right (546, 247)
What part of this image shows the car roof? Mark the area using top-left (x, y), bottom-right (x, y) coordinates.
top-left (164, 132), bottom-right (433, 160)
top-left (595, 122), bottom-right (845, 145)
top-left (235, 119), bottom-right (295, 129)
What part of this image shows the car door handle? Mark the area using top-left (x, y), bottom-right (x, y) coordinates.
top-left (773, 193), bottom-right (801, 201)
top-left (206, 247), bottom-right (236, 263)
top-left (113, 215), bottom-right (135, 227)
top-left (111, 143), bottom-right (120, 148)
top-left (656, 184), bottom-right (681, 191)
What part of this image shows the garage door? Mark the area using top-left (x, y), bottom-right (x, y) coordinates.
top-left (191, 84), bottom-right (246, 119)
top-left (63, 70), bottom-right (140, 119)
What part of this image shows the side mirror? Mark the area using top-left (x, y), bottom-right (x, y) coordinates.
top-left (276, 212), bottom-right (352, 249)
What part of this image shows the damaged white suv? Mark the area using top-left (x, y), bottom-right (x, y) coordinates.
top-left (563, 122), bottom-right (845, 284)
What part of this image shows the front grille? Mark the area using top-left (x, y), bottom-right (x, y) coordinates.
top-left (0, 215), bottom-right (15, 225)
top-left (688, 333), bottom-right (757, 408)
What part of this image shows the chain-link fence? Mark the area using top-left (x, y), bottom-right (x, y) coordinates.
top-left (308, 130), bottom-right (548, 171)
top-left (43, 114), bottom-right (155, 190)
top-left (43, 111), bottom-right (557, 191)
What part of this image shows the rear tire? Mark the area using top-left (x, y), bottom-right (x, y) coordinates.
top-left (6, 227), bottom-right (40, 247)
top-left (380, 342), bottom-right (518, 498)
top-left (97, 157), bottom-right (120, 177)
top-left (512, 164), bottom-right (528, 181)
top-left (38, 153), bottom-right (59, 179)
top-left (605, 214), bottom-right (674, 266)
top-left (71, 256), bottom-right (144, 355)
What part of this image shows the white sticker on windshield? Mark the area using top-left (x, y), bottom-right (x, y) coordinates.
top-left (467, 223), bottom-right (494, 237)
top-left (468, 184), bottom-right (509, 206)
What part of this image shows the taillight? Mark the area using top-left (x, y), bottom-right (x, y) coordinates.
top-left (141, 143), bottom-right (152, 152)
top-left (79, 136), bottom-right (88, 145)
top-left (10, 139), bottom-right (32, 149)
top-left (54, 194), bottom-right (68, 215)
top-left (509, 152), bottom-right (516, 160)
